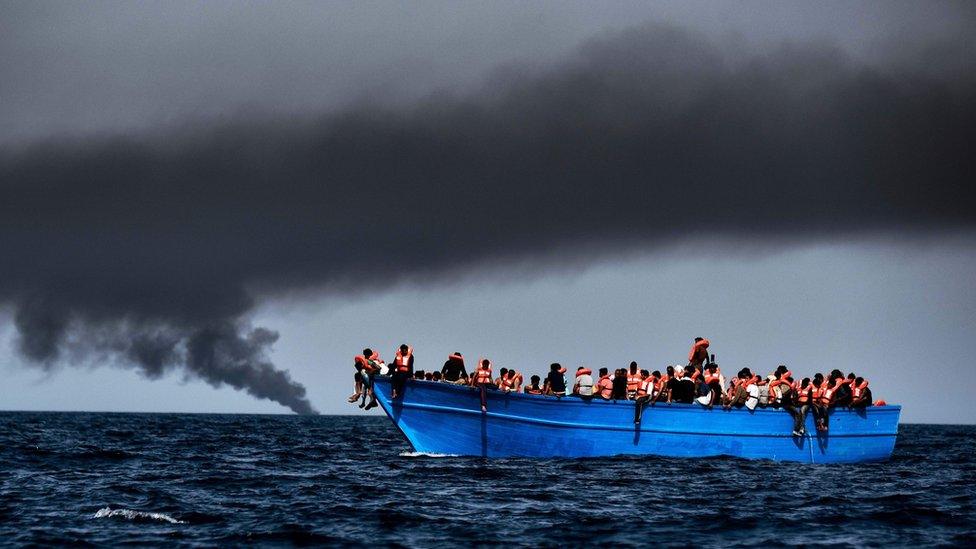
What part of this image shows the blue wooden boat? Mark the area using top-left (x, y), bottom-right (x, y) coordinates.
top-left (373, 377), bottom-right (900, 463)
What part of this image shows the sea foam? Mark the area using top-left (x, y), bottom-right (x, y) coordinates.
top-left (92, 507), bottom-right (184, 524)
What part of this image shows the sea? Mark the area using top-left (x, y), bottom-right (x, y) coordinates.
top-left (0, 413), bottom-right (973, 547)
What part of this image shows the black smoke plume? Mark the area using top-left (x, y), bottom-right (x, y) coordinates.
top-left (1, 23), bottom-right (973, 412)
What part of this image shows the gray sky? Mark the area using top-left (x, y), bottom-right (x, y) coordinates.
top-left (1, 1), bottom-right (974, 422)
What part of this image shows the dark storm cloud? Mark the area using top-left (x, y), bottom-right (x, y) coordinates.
top-left (1, 22), bottom-right (974, 412)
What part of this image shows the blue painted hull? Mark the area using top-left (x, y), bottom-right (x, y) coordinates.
top-left (373, 377), bottom-right (899, 463)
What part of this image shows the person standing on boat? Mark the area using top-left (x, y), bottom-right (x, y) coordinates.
top-left (473, 358), bottom-right (494, 412)
top-left (441, 352), bottom-right (467, 383)
top-left (688, 337), bottom-right (710, 371)
top-left (391, 344), bottom-right (413, 399)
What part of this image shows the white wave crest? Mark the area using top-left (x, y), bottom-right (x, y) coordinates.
top-left (92, 507), bottom-right (184, 524)
top-left (399, 451), bottom-right (459, 458)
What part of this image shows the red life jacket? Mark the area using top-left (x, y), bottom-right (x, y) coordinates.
top-left (394, 347), bottom-right (413, 373)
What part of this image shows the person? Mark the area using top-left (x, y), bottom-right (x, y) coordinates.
top-left (413, 369), bottom-right (425, 380)
top-left (626, 362), bottom-right (642, 399)
top-left (573, 367), bottom-right (594, 397)
top-left (791, 377), bottom-right (813, 435)
top-left (596, 367), bottom-right (613, 399)
top-left (496, 368), bottom-right (510, 390)
top-left (432, 371), bottom-right (443, 382)
top-left (766, 367), bottom-right (792, 409)
top-left (524, 375), bottom-right (544, 395)
top-left (634, 369), bottom-right (655, 423)
top-left (810, 373), bottom-right (830, 431)
top-left (648, 370), bottom-right (668, 405)
top-left (441, 352), bottom-right (467, 382)
top-left (832, 372), bottom-right (854, 407)
top-left (702, 363), bottom-right (723, 409)
top-left (546, 363), bottom-right (567, 396)
top-left (849, 377), bottom-right (872, 409)
top-left (723, 368), bottom-right (752, 409)
top-left (611, 368), bottom-right (628, 400)
top-left (668, 366), bottom-right (696, 404)
top-left (458, 371), bottom-right (470, 385)
top-left (354, 348), bottom-right (382, 410)
top-left (507, 369), bottom-right (523, 392)
top-left (473, 359), bottom-right (494, 412)
top-left (391, 344), bottom-right (413, 399)
top-left (688, 337), bottom-right (710, 370)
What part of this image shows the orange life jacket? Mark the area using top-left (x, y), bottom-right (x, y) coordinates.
top-left (474, 362), bottom-right (493, 385)
top-left (525, 385), bottom-right (543, 395)
top-left (627, 372), bottom-right (642, 392)
top-left (577, 368), bottom-right (592, 377)
top-left (598, 375), bottom-right (613, 399)
top-left (704, 368), bottom-right (721, 386)
top-left (688, 338), bottom-right (710, 363)
top-left (657, 375), bottom-right (670, 393)
top-left (795, 384), bottom-right (811, 404)
top-left (637, 376), bottom-right (657, 397)
top-left (394, 347), bottom-right (413, 373)
top-left (874, 399), bottom-right (886, 406)
top-left (851, 380), bottom-right (869, 400)
top-left (355, 351), bottom-right (381, 373)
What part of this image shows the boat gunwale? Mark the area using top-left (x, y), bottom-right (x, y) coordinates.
top-left (372, 376), bottom-right (902, 415)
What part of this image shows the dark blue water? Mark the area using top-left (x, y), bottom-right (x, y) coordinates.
top-left (1, 413), bottom-right (973, 547)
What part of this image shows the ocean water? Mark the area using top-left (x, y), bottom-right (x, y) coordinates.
top-left (1, 413), bottom-right (973, 547)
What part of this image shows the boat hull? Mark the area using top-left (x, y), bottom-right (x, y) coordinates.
top-left (373, 377), bottom-right (899, 463)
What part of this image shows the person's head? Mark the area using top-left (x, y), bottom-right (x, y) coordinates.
top-left (499, 367), bottom-right (508, 377)
top-left (847, 372), bottom-right (856, 381)
top-left (399, 344), bottom-right (409, 353)
top-left (507, 369), bottom-right (516, 379)
top-left (641, 369), bottom-right (649, 377)
top-left (550, 363), bottom-right (562, 372)
top-left (599, 367), bottom-right (608, 377)
top-left (630, 361), bottom-right (638, 373)
top-left (801, 377), bottom-right (810, 387)
top-left (424, 372), bottom-right (433, 380)
top-left (363, 348), bottom-right (372, 357)
top-left (694, 337), bottom-right (703, 343)
top-left (432, 371), bottom-right (442, 381)
top-left (454, 352), bottom-right (463, 358)
top-left (414, 370), bottom-right (425, 379)
top-left (855, 376), bottom-right (864, 385)
top-left (830, 369), bottom-right (843, 380)
top-left (707, 363), bottom-right (718, 373)
top-left (684, 365), bottom-right (695, 377)
top-left (667, 365), bottom-right (675, 376)
top-left (481, 359), bottom-right (490, 369)
top-left (776, 364), bottom-right (788, 375)
top-left (530, 375), bottom-right (541, 386)
top-left (674, 367), bottom-right (684, 379)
